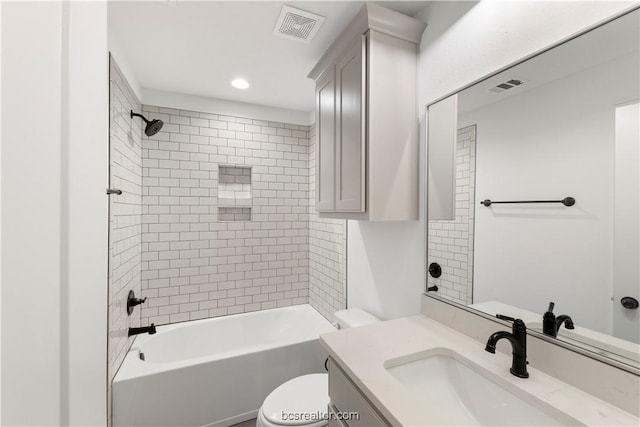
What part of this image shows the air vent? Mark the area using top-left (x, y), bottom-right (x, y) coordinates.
top-left (489, 77), bottom-right (527, 93)
top-left (273, 5), bottom-right (325, 43)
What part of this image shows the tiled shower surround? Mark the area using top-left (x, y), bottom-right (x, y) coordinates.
top-left (308, 124), bottom-right (347, 320)
top-left (427, 125), bottom-right (477, 305)
top-left (138, 107), bottom-right (346, 325)
top-left (108, 58), bottom-right (142, 383)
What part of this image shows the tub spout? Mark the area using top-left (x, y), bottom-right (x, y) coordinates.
top-left (128, 324), bottom-right (156, 337)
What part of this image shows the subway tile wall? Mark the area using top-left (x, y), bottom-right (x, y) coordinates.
top-left (427, 125), bottom-right (477, 305)
top-left (108, 57), bottom-right (142, 384)
top-left (308, 124), bottom-right (347, 320)
top-left (139, 105), bottom-right (313, 324)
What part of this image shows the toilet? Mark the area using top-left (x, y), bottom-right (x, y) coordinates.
top-left (256, 308), bottom-right (380, 427)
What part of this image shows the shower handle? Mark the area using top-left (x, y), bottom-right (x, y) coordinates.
top-left (127, 290), bottom-right (147, 315)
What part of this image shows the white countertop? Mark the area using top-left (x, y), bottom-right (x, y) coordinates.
top-left (320, 315), bottom-right (639, 426)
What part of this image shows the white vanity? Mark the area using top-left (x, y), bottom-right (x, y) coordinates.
top-left (321, 310), bottom-right (639, 426)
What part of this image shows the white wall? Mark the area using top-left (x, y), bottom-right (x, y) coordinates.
top-left (63, 3), bottom-right (109, 424)
top-left (347, 0), bottom-right (637, 321)
top-left (2, 3), bottom-right (63, 423)
top-left (347, 221), bottom-right (425, 319)
top-left (108, 30), bottom-right (143, 102)
top-left (460, 54), bottom-right (637, 334)
top-left (1, 2), bottom-right (108, 425)
top-left (0, 2), bottom-right (3, 421)
top-left (142, 89), bottom-right (312, 126)
top-left (416, 1), bottom-right (638, 109)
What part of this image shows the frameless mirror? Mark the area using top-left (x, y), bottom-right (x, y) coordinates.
top-left (426, 8), bottom-right (640, 370)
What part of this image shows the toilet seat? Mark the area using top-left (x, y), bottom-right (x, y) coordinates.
top-left (257, 374), bottom-right (328, 427)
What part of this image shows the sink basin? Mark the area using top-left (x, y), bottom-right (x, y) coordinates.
top-left (385, 349), bottom-right (579, 426)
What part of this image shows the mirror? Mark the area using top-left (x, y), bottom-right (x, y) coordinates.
top-left (426, 8), bottom-right (640, 370)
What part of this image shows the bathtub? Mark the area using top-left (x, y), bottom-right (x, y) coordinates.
top-left (113, 304), bottom-right (335, 427)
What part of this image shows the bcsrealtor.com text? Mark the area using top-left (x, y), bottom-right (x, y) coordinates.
top-left (281, 410), bottom-right (360, 422)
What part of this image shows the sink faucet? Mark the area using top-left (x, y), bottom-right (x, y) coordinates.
top-left (128, 324), bottom-right (156, 337)
top-left (485, 315), bottom-right (529, 378)
top-left (542, 302), bottom-right (575, 337)
top-left (555, 315), bottom-right (575, 333)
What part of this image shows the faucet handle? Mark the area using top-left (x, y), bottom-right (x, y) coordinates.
top-left (496, 314), bottom-right (527, 333)
top-left (127, 290), bottom-right (148, 315)
top-left (547, 302), bottom-right (555, 313)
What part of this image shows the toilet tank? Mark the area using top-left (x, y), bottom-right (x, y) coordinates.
top-left (334, 308), bottom-right (380, 329)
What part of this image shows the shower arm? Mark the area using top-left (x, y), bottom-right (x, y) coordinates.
top-left (130, 111), bottom-right (150, 123)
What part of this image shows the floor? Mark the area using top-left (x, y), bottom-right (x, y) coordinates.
top-left (231, 419), bottom-right (256, 427)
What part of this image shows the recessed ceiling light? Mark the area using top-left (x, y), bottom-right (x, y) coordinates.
top-left (231, 78), bottom-right (250, 89)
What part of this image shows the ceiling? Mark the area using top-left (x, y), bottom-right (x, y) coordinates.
top-left (108, 1), bottom-right (429, 112)
top-left (458, 8), bottom-right (639, 115)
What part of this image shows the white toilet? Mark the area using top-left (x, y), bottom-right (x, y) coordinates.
top-left (256, 308), bottom-right (380, 427)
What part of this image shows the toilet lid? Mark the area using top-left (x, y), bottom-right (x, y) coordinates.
top-left (262, 374), bottom-right (328, 426)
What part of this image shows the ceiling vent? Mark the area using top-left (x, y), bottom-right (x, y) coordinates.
top-left (273, 5), bottom-right (325, 43)
top-left (489, 77), bottom-right (527, 93)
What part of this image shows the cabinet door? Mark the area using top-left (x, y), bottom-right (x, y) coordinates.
top-left (335, 36), bottom-right (366, 212)
top-left (328, 404), bottom-right (349, 427)
top-left (316, 66), bottom-right (336, 212)
top-left (329, 359), bottom-right (388, 426)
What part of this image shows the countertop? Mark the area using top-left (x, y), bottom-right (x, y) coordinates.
top-left (320, 315), bottom-right (639, 426)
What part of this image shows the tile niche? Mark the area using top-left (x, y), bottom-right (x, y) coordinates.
top-left (218, 165), bottom-right (252, 221)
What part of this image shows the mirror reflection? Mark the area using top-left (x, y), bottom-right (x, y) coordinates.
top-left (426, 9), bottom-right (639, 368)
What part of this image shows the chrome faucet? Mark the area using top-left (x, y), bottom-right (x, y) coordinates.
top-left (485, 315), bottom-right (529, 378)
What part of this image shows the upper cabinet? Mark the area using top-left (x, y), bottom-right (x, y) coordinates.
top-left (308, 4), bottom-right (426, 221)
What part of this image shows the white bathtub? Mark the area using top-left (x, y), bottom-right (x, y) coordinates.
top-left (113, 304), bottom-right (335, 427)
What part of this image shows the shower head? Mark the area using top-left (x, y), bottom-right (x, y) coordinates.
top-left (130, 111), bottom-right (164, 137)
top-left (144, 118), bottom-right (164, 137)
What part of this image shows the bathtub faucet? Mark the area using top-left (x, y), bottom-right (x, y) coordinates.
top-left (128, 324), bottom-right (156, 337)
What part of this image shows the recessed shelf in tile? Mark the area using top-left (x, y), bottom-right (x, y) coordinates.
top-left (218, 207), bottom-right (251, 222)
top-left (218, 165), bottom-right (252, 200)
top-left (218, 165), bottom-right (252, 221)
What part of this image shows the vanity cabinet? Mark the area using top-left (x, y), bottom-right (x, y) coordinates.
top-left (328, 405), bottom-right (347, 427)
top-left (309, 4), bottom-right (426, 221)
top-left (328, 358), bottom-right (390, 426)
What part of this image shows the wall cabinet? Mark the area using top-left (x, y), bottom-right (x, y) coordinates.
top-left (309, 4), bottom-right (426, 221)
top-left (316, 66), bottom-right (336, 211)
